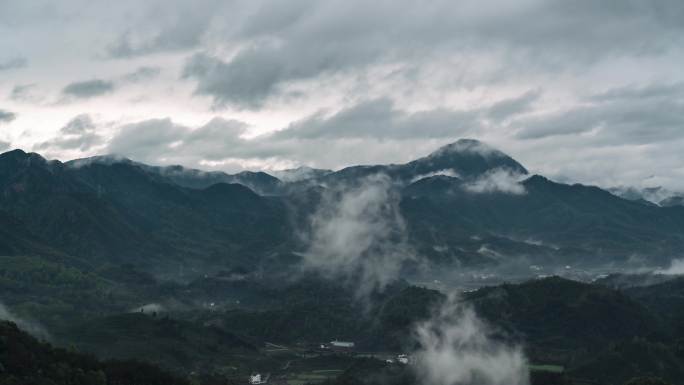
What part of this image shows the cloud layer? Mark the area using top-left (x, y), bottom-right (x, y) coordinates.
top-left (1, 1), bottom-right (684, 190)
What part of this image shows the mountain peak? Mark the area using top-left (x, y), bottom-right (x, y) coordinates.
top-left (0, 148), bottom-right (27, 157)
top-left (405, 139), bottom-right (528, 179)
top-left (0, 148), bottom-right (48, 167)
top-left (430, 139), bottom-right (502, 158)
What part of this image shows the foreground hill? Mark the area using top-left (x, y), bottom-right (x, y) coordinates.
top-left (466, 277), bottom-right (664, 349)
top-left (32, 275), bottom-right (684, 385)
top-left (463, 277), bottom-right (684, 384)
top-left (0, 321), bottom-right (189, 385)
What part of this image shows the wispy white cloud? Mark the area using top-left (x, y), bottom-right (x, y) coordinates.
top-left (656, 258), bottom-right (684, 275)
top-left (0, 301), bottom-right (50, 340)
top-left (464, 169), bottom-right (527, 195)
top-left (300, 174), bottom-right (414, 298)
top-left (414, 295), bottom-right (529, 385)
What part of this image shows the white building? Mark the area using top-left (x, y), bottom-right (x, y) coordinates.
top-left (249, 374), bottom-right (267, 384)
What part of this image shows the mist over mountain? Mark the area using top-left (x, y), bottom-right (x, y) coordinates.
top-left (2, 139), bottom-right (683, 279)
top-left (608, 186), bottom-right (684, 208)
top-left (3, 139), bottom-right (684, 385)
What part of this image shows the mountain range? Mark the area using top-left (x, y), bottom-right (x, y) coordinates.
top-left (1, 139), bottom-right (683, 279)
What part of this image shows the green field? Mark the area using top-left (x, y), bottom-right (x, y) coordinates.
top-left (286, 369), bottom-right (345, 385)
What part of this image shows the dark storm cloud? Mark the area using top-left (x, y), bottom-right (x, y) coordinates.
top-left (36, 114), bottom-right (103, 151)
top-left (0, 109), bottom-right (17, 123)
top-left (105, 1), bottom-right (222, 58)
top-left (515, 83), bottom-right (684, 144)
top-left (62, 79), bottom-right (115, 99)
top-left (182, 52), bottom-right (290, 109)
top-left (0, 57), bottom-right (27, 70)
top-left (178, 0), bottom-right (684, 108)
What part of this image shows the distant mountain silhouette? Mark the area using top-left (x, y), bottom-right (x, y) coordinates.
top-left (2, 139), bottom-right (684, 275)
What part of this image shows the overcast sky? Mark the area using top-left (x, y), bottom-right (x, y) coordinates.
top-left (1, 0), bottom-right (683, 189)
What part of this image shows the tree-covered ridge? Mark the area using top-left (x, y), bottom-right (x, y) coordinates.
top-left (0, 321), bottom-right (189, 385)
top-left (3, 144), bottom-right (684, 277)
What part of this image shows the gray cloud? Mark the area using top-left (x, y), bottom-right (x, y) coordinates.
top-left (276, 94), bottom-right (539, 141)
top-left (487, 90), bottom-right (541, 121)
top-left (178, 0), bottom-right (684, 108)
top-left (106, 116), bottom-right (293, 167)
top-left (62, 79), bottom-right (115, 99)
top-left (10, 84), bottom-right (42, 102)
top-left (94, 0), bottom-right (684, 74)
top-left (105, 1), bottom-right (221, 58)
top-left (514, 107), bottom-right (598, 140)
top-left (60, 114), bottom-right (96, 134)
top-left (0, 141), bottom-right (9, 151)
top-left (70, 89), bottom-right (552, 173)
top-left (590, 82), bottom-right (684, 102)
top-left (515, 83), bottom-right (684, 144)
top-left (176, 118), bottom-right (250, 159)
top-left (274, 99), bottom-right (476, 140)
top-left (0, 56), bottom-right (27, 70)
top-left (491, 82), bottom-right (684, 190)
top-left (182, 51), bottom-right (294, 109)
top-left (36, 114), bottom-right (103, 151)
top-left (3, 1), bottom-right (684, 191)
top-left (58, 69), bottom-right (160, 102)
top-left (107, 118), bottom-right (196, 163)
top-left (0, 109), bottom-right (17, 123)
top-left (122, 66), bottom-right (161, 83)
